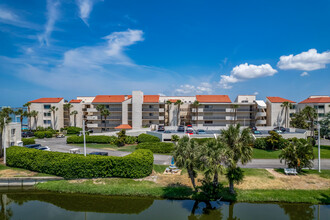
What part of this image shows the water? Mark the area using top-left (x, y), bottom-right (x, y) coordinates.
top-left (0, 188), bottom-right (329, 220)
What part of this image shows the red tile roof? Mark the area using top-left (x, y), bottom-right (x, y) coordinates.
top-left (299, 97), bottom-right (330, 104)
top-left (267, 97), bottom-right (296, 103)
top-left (29, 98), bottom-right (63, 103)
top-left (69, 99), bottom-right (82, 103)
top-left (92, 95), bottom-right (126, 103)
top-left (169, 99), bottom-right (180, 103)
top-left (144, 95), bottom-right (160, 103)
top-left (196, 95), bottom-right (231, 103)
top-left (115, 124), bottom-right (132, 129)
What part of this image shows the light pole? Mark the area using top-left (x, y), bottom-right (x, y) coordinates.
top-left (317, 123), bottom-right (321, 173)
top-left (3, 117), bottom-right (7, 165)
top-left (83, 118), bottom-right (86, 156)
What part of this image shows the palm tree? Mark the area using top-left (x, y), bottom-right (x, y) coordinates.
top-left (23, 102), bottom-right (31, 130)
top-left (96, 105), bottom-right (105, 132)
top-left (220, 124), bottom-right (253, 194)
top-left (49, 106), bottom-right (58, 129)
top-left (0, 107), bottom-right (13, 157)
top-left (302, 106), bottom-right (317, 145)
top-left (63, 103), bottom-right (73, 126)
top-left (166, 100), bottom-right (172, 126)
top-left (174, 100), bottom-right (183, 126)
top-left (231, 104), bottom-right (239, 125)
top-left (192, 100), bottom-right (201, 127)
top-left (30, 110), bottom-right (38, 129)
top-left (101, 109), bottom-right (111, 131)
top-left (173, 136), bottom-right (199, 190)
top-left (14, 108), bottom-right (25, 125)
top-left (70, 110), bottom-right (78, 127)
top-left (281, 101), bottom-right (293, 128)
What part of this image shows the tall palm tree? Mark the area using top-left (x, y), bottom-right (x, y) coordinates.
top-left (173, 136), bottom-right (199, 190)
top-left (166, 100), bottom-right (172, 126)
top-left (302, 106), bottom-right (317, 144)
top-left (281, 101), bottom-right (293, 128)
top-left (14, 108), bottom-right (25, 125)
top-left (0, 107), bottom-right (13, 157)
top-left (49, 106), bottom-right (58, 129)
top-left (174, 100), bottom-right (183, 126)
top-left (30, 110), bottom-right (38, 129)
top-left (63, 103), bottom-right (73, 126)
top-left (231, 104), bottom-right (239, 125)
top-left (23, 102), bottom-right (31, 130)
top-left (96, 105), bottom-right (105, 132)
top-left (220, 124), bottom-right (253, 193)
top-left (70, 110), bottom-right (78, 127)
top-left (192, 100), bottom-right (201, 127)
top-left (101, 109), bottom-right (111, 131)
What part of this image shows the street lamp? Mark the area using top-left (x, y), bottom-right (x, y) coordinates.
top-left (3, 117), bottom-right (7, 164)
top-left (83, 118), bottom-right (86, 156)
top-left (317, 123), bottom-right (321, 173)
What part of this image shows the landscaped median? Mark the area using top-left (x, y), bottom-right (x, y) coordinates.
top-left (6, 146), bottom-right (153, 179)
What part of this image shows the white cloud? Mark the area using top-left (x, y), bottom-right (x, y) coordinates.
top-left (300, 71), bottom-right (309, 77)
top-left (158, 93), bottom-right (166, 96)
top-left (220, 63), bottom-right (277, 89)
top-left (0, 6), bottom-right (37, 29)
top-left (277, 49), bottom-right (330, 71)
top-left (0, 7), bottom-right (18, 22)
top-left (254, 91), bottom-right (259, 95)
top-left (76, 0), bottom-right (101, 25)
top-left (38, 0), bottom-right (60, 46)
top-left (175, 82), bottom-right (213, 95)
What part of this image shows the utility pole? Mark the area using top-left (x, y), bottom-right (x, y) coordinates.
top-left (317, 123), bottom-right (321, 173)
top-left (3, 117), bottom-right (7, 164)
top-left (83, 118), bottom-right (86, 156)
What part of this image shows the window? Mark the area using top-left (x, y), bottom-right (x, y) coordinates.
top-left (205, 121), bottom-right (213, 124)
top-left (149, 113), bottom-right (153, 116)
top-left (105, 105), bottom-right (110, 109)
top-left (43, 120), bottom-right (51, 124)
top-left (290, 105), bottom-right (296, 109)
top-left (242, 100), bottom-right (248, 103)
top-left (314, 105), bottom-right (318, 109)
top-left (319, 113), bottom-right (325, 117)
top-left (44, 112), bottom-right (51, 117)
top-left (318, 105), bottom-right (325, 109)
top-left (205, 105), bottom-right (213, 109)
top-left (11, 129), bottom-right (15, 136)
top-left (149, 105), bottom-right (152, 108)
top-left (290, 113), bottom-right (294, 117)
top-left (44, 105), bottom-right (51, 109)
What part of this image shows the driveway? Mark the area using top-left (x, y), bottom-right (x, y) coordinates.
top-left (36, 138), bottom-right (330, 169)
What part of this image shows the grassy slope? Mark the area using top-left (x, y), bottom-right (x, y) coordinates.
top-left (0, 164), bottom-right (55, 177)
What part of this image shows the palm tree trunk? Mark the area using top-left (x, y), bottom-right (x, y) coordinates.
top-left (74, 115), bottom-right (76, 127)
top-left (104, 116), bottom-right (107, 130)
top-left (34, 117), bottom-right (37, 130)
top-left (187, 169), bottom-right (196, 190)
top-left (229, 179), bottom-right (235, 194)
top-left (196, 107), bottom-right (198, 127)
top-left (213, 171), bottom-right (219, 187)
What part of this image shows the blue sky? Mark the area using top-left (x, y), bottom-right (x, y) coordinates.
top-left (0, 0), bottom-right (330, 106)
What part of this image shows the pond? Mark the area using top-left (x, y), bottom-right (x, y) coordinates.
top-left (0, 188), bottom-right (329, 220)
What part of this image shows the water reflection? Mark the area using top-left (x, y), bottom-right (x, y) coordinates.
top-left (0, 189), bottom-right (329, 220)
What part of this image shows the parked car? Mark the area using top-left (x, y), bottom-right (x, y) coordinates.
top-left (253, 130), bottom-right (261, 135)
top-left (197, 129), bottom-right (206, 134)
top-left (21, 131), bottom-right (34, 138)
top-left (250, 126), bottom-right (257, 131)
top-left (89, 152), bottom-right (108, 156)
top-left (56, 134), bottom-right (65, 138)
top-left (158, 125), bottom-right (165, 132)
top-left (164, 130), bottom-right (171, 133)
top-left (270, 129), bottom-right (283, 134)
top-left (187, 124), bottom-right (192, 128)
top-left (186, 128), bottom-right (194, 134)
top-left (273, 126), bottom-right (286, 132)
top-left (25, 144), bottom-right (41, 148)
top-left (36, 146), bottom-right (51, 151)
top-left (177, 125), bottom-right (185, 132)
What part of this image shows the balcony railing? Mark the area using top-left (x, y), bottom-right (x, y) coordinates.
top-left (255, 112), bottom-right (266, 117)
top-left (203, 108), bottom-right (225, 112)
top-left (203, 116), bottom-right (225, 120)
top-left (142, 108), bottom-right (159, 112)
top-left (142, 116), bottom-right (159, 119)
top-left (108, 108), bottom-right (122, 111)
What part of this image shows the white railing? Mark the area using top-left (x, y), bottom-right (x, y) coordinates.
top-left (256, 112), bottom-right (266, 117)
top-left (256, 120), bottom-right (267, 125)
top-left (87, 108), bottom-right (97, 112)
top-left (86, 124), bottom-right (98, 128)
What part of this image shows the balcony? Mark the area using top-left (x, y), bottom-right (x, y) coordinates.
top-left (142, 116), bottom-right (159, 120)
top-left (237, 109), bottom-right (251, 112)
top-left (87, 108), bottom-right (97, 112)
top-left (192, 116), bottom-right (204, 120)
top-left (226, 108), bottom-right (234, 113)
top-left (255, 112), bottom-right (266, 117)
top-left (256, 120), bottom-right (267, 125)
top-left (159, 108), bottom-right (165, 112)
top-left (192, 108), bottom-right (204, 112)
top-left (226, 116), bottom-right (235, 120)
top-left (203, 108), bottom-right (225, 112)
top-left (159, 116), bottom-right (165, 120)
top-left (87, 116), bottom-right (98, 120)
top-left (86, 124), bottom-right (98, 128)
top-left (142, 108), bottom-right (159, 112)
top-left (203, 116), bottom-right (225, 120)
top-left (108, 108), bottom-right (122, 111)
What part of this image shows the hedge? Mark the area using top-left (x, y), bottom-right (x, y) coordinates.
top-left (7, 146), bottom-right (153, 179)
top-left (67, 135), bottom-right (117, 144)
top-left (22, 138), bottom-right (35, 146)
top-left (191, 138), bottom-right (213, 145)
top-left (137, 134), bottom-right (160, 143)
top-left (35, 131), bottom-right (53, 139)
top-left (136, 142), bottom-right (174, 154)
top-left (64, 126), bottom-right (82, 134)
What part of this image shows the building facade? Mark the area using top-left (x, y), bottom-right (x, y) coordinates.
top-left (266, 97), bottom-right (296, 127)
top-left (297, 96), bottom-right (330, 121)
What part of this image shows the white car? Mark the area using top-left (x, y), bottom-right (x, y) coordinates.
top-left (37, 146), bottom-right (51, 151)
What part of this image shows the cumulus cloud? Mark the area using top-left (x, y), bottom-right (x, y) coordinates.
top-left (220, 63), bottom-right (277, 89)
top-left (277, 49), bottom-right (330, 71)
top-left (175, 82), bottom-right (213, 95)
top-left (38, 0), bottom-right (60, 46)
top-left (300, 71), bottom-right (309, 77)
top-left (76, 0), bottom-right (101, 25)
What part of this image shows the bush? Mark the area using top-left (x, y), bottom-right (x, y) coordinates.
top-left (64, 126), bottom-right (82, 134)
top-left (254, 138), bottom-right (267, 149)
top-left (125, 136), bottom-right (137, 144)
top-left (22, 138), bottom-right (35, 146)
top-left (191, 138), bottom-right (213, 145)
top-left (7, 146), bottom-right (153, 179)
top-left (137, 134), bottom-right (160, 143)
top-left (136, 142), bottom-right (174, 154)
top-left (36, 126), bottom-right (57, 134)
top-left (34, 131), bottom-right (53, 139)
top-left (67, 135), bottom-right (116, 144)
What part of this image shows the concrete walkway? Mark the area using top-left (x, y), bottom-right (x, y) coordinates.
top-left (36, 138), bottom-right (330, 169)
top-left (0, 177), bottom-right (64, 186)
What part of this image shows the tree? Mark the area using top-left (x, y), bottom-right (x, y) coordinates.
top-left (63, 103), bottom-right (73, 126)
top-left (23, 102), bottom-right (31, 130)
top-left (231, 104), bottom-right (239, 125)
top-left (279, 138), bottom-right (314, 173)
top-left (101, 109), bottom-right (111, 131)
top-left (171, 134), bottom-right (180, 144)
top-left (174, 100), bottom-right (183, 126)
top-left (166, 100), bottom-right (172, 126)
top-left (281, 101), bottom-right (293, 128)
top-left (290, 111), bottom-right (308, 129)
top-left (96, 105), bottom-right (105, 132)
top-left (14, 108), bottom-right (25, 125)
top-left (173, 136), bottom-right (199, 190)
top-left (49, 106), bottom-right (58, 129)
top-left (320, 112), bottom-right (330, 137)
top-left (192, 100), bottom-right (201, 127)
top-left (302, 106), bottom-right (317, 144)
top-left (30, 110), bottom-right (39, 129)
top-left (70, 110), bottom-right (78, 127)
top-left (220, 124), bottom-right (253, 194)
top-left (0, 107), bottom-right (13, 157)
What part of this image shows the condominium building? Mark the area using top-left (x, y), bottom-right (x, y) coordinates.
top-left (266, 97), bottom-right (296, 127)
top-left (298, 95), bottom-right (330, 120)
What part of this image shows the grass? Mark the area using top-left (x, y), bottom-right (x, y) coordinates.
top-left (242, 168), bottom-right (274, 179)
top-left (153, 164), bottom-right (168, 173)
top-left (275, 168), bottom-right (330, 179)
top-left (0, 164), bottom-right (56, 177)
top-left (69, 143), bottom-right (137, 152)
top-left (36, 178), bottom-right (330, 204)
top-left (314, 145), bottom-right (330, 158)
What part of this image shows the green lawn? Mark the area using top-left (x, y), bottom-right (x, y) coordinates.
top-left (69, 143), bottom-right (137, 152)
top-left (252, 145), bottom-right (330, 159)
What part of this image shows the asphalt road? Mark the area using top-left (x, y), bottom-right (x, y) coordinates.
top-left (36, 138), bottom-right (330, 169)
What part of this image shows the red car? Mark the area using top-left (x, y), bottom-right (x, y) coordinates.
top-left (186, 128), bottom-right (194, 134)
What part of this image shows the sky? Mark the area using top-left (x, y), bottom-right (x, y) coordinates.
top-left (0, 0), bottom-right (330, 106)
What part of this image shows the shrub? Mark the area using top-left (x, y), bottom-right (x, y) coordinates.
top-left (7, 146), bottom-right (153, 179)
top-left (191, 138), bottom-right (213, 145)
top-left (22, 138), bottom-right (35, 146)
top-left (34, 131), bottom-right (53, 139)
top-left (254, 138), bottom-right (267, 149)
top-left (66, 135), bottom-right (116, 144)
top-left (137, 134), bottom-right (160, 143)
top-left (136, 142), bottom-right (174, 154)
top-left (116, 129), bottom-right (126, 146)
top-left (64, 126), bottom-right (82, 134)
top-left (125, 136), bottom-right (137, 144)
top-left (171, 135), bottom-right (179, 142)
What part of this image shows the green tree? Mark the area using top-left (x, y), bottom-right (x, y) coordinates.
top-left (281, 101), bottom-right (293, 128)
top-left (266, 130), bottom-right (282, 150)
top-left (96, 105), bottom-right (105, 132)
top-left (166, 100), bottom-right (172, 126)
top-left (70, 110), bottom-right (78, 127)
top-left (30, 110), bottom-right (39, 129)
top-left (302, 106), bottom-right (317, 144)
top-left (279, 138), bottom-right (314, 173)
top-left (0, 107), bottom-right (13, 157)
top-left (49, 106), bottom-right (58, 129)
top-left (320, 112), bottom-right (330, 137)
top-left (231, 104), bottom-right (239, 125)
top-left (174, 100), bottom-right (183, 126)
top-left (290, 111), bottom-right (308, 129)
top-left (63, 103), bottom-right (73, 126)
top-left (173, 136), bottom-right (199, 190)
top-left (220, 124), bottom-right (253, 194)
top-left (23, 102), bottom-right (31, 130)
top-left (101, 109), bottom-right (111, 131)
top-left (14, 108), bottom-right (25, 125)
top-left (192, 100), bottom-right (201, 127)
top-left (171, 134), bottom-right (180, 144)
